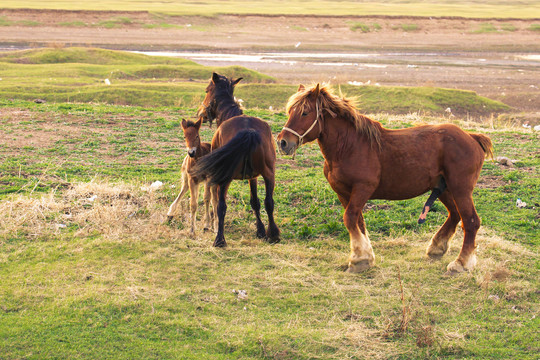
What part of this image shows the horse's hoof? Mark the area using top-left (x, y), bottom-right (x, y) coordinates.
top-left (446, 260), bottom-right (466, 274)
top-left (446, 254), bottom-right (476, 274)
top-left (426, 243), bottom-right (448, 259)
top-left (213, 238), bottom-right (227, 248)
top-left (346, 259), bottom-right (373, 273)
top-left (265, 236), bottom-right (280, 244)
top-left (256, 230), bottom-right (266, 239)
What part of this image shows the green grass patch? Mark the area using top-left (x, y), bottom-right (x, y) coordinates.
top-left (528, 24), bottom-right (540, 31)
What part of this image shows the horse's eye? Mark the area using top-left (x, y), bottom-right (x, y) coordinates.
top-left (302, 112), bottom-right (308, 116)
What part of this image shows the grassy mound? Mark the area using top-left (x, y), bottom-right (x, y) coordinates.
top-left (0, 47), bottom-right (510, 115)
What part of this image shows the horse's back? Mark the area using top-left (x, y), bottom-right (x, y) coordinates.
top-left (373, 123), bottom-right (488, 199)
top-left (213, 115), bottom-right (276, 178)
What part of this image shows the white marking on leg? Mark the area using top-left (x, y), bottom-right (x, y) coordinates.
top-left (349, 231), bottom-right (375, 265)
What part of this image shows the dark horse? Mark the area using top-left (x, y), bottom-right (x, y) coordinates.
top-left (191, 73), bottom-right (280, 247)
top-left (277, 84), bottom-right (493, 274)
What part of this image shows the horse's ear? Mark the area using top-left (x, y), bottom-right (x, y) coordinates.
top-left (195, 117), bottom-right (202, 129)
top-left (232, 77), bottom-right (243, 86)
top-left (312, 83), bottom-right (320, 98)
top-left (298, 84), bottom-right (305, 91)
top-left (181, 118), bottom-right (187, 129)
top-left (212, 72), bottom-right (220, 83)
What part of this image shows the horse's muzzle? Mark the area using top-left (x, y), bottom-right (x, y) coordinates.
top-left (277, 137), bottom-right (297, 156)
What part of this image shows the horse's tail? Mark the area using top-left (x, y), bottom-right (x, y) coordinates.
top-left (190, 130), bottom-right (262, 186)
top-left (470, 133), bottom-right (494, 159)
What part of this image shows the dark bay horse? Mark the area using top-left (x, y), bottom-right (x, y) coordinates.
top-left (191, 72), bottom-right (280, 247)
top-left (167, 118), bottom-right (215, 234)
top-left (277, 84), bottom-right (493, 274)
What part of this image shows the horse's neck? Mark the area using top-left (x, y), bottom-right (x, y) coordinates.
top-left (217, 99), bottom-right (243, 125)
top-left (317, 115), bottom-right (362, 162)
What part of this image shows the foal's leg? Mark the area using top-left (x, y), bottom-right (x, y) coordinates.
top-left (263, 175), bottom-right (280, 243)
top-left (249, 178), bottom-right (266, 239)
top-left (344, 190), bottom-right (375, 273)
top-left (166, 168), bottom-right (189, 222)
top-left (202, 180), bottom-right (212, 232)
top-left (214, 182), bottom-right (231, 247)
top-left (446, 192), bottom-right (481, 273)
top-left (188, 177), bottom-right (200, 236)
top-left (426, 191), bottom-right (461, 258)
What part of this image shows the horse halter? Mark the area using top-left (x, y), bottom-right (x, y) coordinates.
top-left (282, 100), bottom-right (322, 148)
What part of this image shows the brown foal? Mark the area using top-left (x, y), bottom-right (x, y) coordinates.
top-left (167, 118), bottom-right (215, 234)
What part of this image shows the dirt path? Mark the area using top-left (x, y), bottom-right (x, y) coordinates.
top-left (0, 9), bottom-right (539, 114)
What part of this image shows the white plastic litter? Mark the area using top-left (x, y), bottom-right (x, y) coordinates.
top-left (516, 199), bottom-right (527, 208)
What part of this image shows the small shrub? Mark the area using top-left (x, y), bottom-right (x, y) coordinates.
top-left (291, 25), bottom-right (308, 31)
top-left (0, 16), bottom-right (12, 26)
top-left (529, 24), bottom-right (540, 31)
top-left (350, 22), bottom-right (371, 33)
top-left (401, 23), bottom-right (419, 32)
top-left (501, 23), bottom-right (517, 32)
top-left (474, 23), bottom-right (498, 33)
top-left (58, 21), bottom-right (87, 27)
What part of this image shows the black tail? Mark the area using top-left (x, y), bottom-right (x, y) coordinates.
top-left (190, 130), bottom-right (262, 186)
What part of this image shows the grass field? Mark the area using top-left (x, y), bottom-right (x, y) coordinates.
top-left (0, 46), bottom-right (538, 359)
top-left (2, 0), bottom-right (540, 18)
top-left (0, 99), bottom-right (538, 358)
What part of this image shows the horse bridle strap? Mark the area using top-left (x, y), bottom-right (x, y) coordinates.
top-left (282, 101), bottom-right (322, 147)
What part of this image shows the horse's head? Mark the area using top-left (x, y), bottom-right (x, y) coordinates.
top-left (277, 83), bottom-right (323, 156)
top-left (181, 118), bottom-right (202, 158)
top-left (197, 72), bottom-right (243, 126)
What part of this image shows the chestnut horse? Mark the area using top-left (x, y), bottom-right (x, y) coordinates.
top-left (191, 72), bottom-right (280, 247)
top-left (167, 118), bottom-right (215, 234)
top-left (277, 84), bottom-right (493, 274)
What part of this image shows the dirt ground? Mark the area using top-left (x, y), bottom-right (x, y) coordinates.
top-left (0, 9), bottom-right (539, 115)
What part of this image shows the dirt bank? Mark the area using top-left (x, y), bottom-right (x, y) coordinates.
top-left (0, 9), bottom-right (539, 114)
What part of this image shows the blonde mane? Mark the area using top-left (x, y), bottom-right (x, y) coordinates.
top-left (286, 83), bottom-right (382, 148)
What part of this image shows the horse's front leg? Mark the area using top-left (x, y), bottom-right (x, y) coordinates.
top-left (263, 174), bottom-right (280, 243)
top-left (343, 189), bottom-right (375, 273)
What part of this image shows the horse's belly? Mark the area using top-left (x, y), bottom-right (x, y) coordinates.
top-left (371, 171), bottom-right (439, 200)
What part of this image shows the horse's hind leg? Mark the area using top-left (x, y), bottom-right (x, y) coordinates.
top-left (446, 192), bottom-right (481, 273)
top-left (263, 175), bottom-right (280, 243)
top-left (249, 178), bottom-right (266, 238)
top-left (426, 191), bottom-right (460, 258)
top-left (214, 182), bottom-right (231, 247)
